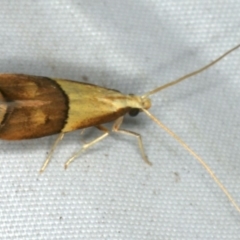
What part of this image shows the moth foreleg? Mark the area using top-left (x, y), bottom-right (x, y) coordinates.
top-left (112, 117), bottom-right (152, 165)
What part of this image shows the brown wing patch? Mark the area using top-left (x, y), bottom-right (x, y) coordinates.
top-left (0, 74), bottom-right (69, 140)
top-left (0, 91), bottom-right (7, 125)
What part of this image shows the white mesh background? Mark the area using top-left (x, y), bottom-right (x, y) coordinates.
top-left (0, 1), bottom-right (240, 239)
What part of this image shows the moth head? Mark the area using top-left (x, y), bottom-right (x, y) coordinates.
top-left (128, 94), bottom-right (151, 117)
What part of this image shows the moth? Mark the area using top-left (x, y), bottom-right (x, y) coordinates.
top-left (0, 44), bottom-right (239, 212)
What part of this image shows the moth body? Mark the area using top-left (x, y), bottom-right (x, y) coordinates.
top-left (0, 74), bottom-right (150, 140)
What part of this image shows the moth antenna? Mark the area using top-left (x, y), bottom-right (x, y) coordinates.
top-left (142, 108), bottom-right (240, 213)
top-left (142, 43), bottom-right (240, 99)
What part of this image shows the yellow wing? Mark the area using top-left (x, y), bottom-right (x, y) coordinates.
top-left (55, 79), bottom-right (131, 132)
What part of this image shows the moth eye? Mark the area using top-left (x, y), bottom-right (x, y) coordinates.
top-left (129, 108), bottom-right (140, 117)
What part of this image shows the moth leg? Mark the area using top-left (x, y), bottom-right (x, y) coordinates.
top-left (40, 132), bottom-right (65, 173)
top-left (64, 125), bottom-right (109, 169)
top-left (112, 117), bottom-right (152, 165)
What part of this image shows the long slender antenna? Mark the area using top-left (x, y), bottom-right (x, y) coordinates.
top-left (143, 109), bottom-right (240, 213)
top-left (142, 44), bottom-right (240, 99)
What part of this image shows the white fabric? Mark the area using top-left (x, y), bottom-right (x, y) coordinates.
top-left (0, 1), bottom-right (240, 239)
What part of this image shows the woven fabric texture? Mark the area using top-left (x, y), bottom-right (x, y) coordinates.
top-left (0, 1), bottom-right (239, 239)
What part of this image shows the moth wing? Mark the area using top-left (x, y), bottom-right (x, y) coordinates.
top-left (0, 74), bottom-right (68, 140)
top-left (55, 79), bottom-right (131, 132)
